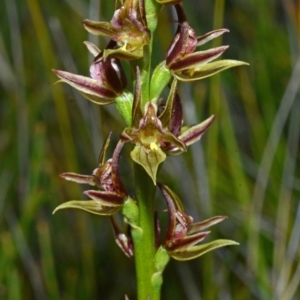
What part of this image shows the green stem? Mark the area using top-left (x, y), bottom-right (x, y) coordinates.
top-left (133, 164), bottom-right (159, 300)
top-left (140, 0), bottom-right (161, 109)
top-left (131, 2), bottom-right (162, 299)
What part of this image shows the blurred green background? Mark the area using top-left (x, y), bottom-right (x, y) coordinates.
top-left (1, 0), bottom-right (299, 299)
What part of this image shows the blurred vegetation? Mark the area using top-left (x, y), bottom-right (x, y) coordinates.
top-left (1, 0), bottom-right (299, 299)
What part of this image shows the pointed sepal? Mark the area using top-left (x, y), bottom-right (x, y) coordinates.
top-left (59, 172), bottom-right (101, 187)
top-left (196, 28), bottom-right (229, 46)
top-left (188, 216), bottom-right (227, 234)
top-left (53, 69), bottom-right (117, 102)
top-left (84, 190), bottom-right (125, 207)
top-left (179, 115), bottom-right (215, 146)
top-left (169, 239), bottom-right (239, 261)
top-left (52, 200), bottom-right (120, 216)
top-left (170, 46), bottom-right (229, 73)
top-left (174, 60), bottom-right (249, 82)
top-left (83, 41), bottom-right (101, 56)
top-left (83, 19), bottom-right (118, 37)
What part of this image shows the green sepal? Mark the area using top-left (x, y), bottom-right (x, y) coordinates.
top-left (130, 144), bottom-right (166, 185)
top-left (150, 61), bottom-right (172, 102)
top-left (78, 91), bottom-right (115, 105)
top-left (169, 239), bottom-right (239, 261)
top-left (175, 60), bottom-right (249, 82)
top-left (52, 200), bottom-right (120, 216)
top-left (103, 47), bottom-right (144, 61)
top-left (115, 90), bottom-right (134, 126)
top-left (83, 19), bottom-right (117, 37)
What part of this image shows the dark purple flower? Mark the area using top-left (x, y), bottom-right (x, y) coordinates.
top-left (53, 134), bottom-right (128, 216)
top-left (158, 183), bottom-right (238, 261)
top-left (166, 5), bottom-right (248, 82)
top-left (53, 41), bottom-right (127, 105)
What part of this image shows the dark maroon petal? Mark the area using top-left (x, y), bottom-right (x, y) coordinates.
top-left (179, 115), bottom-right (215, 146)
top-left (131, 67), bottom-right (143, 127)
top-left (166, 5), bottom-right (197, 66)
top-left (166, 21), bottom-right (195, 66)
top-left (169, 46), bottom-right (229, 72)
top-left (174, 5), bottom-right (197, 54)
top-left (53, 69), bottom-right (117, 99)
top-left (84, 190), bottom-right (124, 206)
top-left (138, 0), bottom-right (148, 28)
top-left (158, 183), bottom-right (177, 243)
top-left (166, 231), bottom-right (210, 252)
top-left (169, 92), bottom-right (183, 136)
top-left (158, 79), bottom-right (183, 137)
top-left (97, 132), bottom-right (112, 166)
top-left (158, 79), bottom-right (178, 129)
top-left (196, 28), bottom-right (229, 46)
top-left (188, 216), bottom-right (227, 234)
top-left (103, 57), bottom-right (127, 94)
top-left (111, 140), bottom-right (127, 196)
top-left (59, 172), bottom-right (100, 187)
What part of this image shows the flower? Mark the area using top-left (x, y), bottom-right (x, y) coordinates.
top-left (165, 4), bottom-right (248, 82)
top-left (158, 183), bottom-right (239, 261)
top-left (120, 68), bottom-right (215, 184)
top-left (53, 133), bottom-right (128, 216)
top-left (111, 215), bottom-right (134, 258)
top-left (53, 40), bottom-right (127, 105)
top-left (83, 0), bottom-right (150, 60)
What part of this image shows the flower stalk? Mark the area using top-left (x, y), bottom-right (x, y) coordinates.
top-left (52, 0), bottom-right (248, 298)
top-left (133, 164), bottom-right (159, 299)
